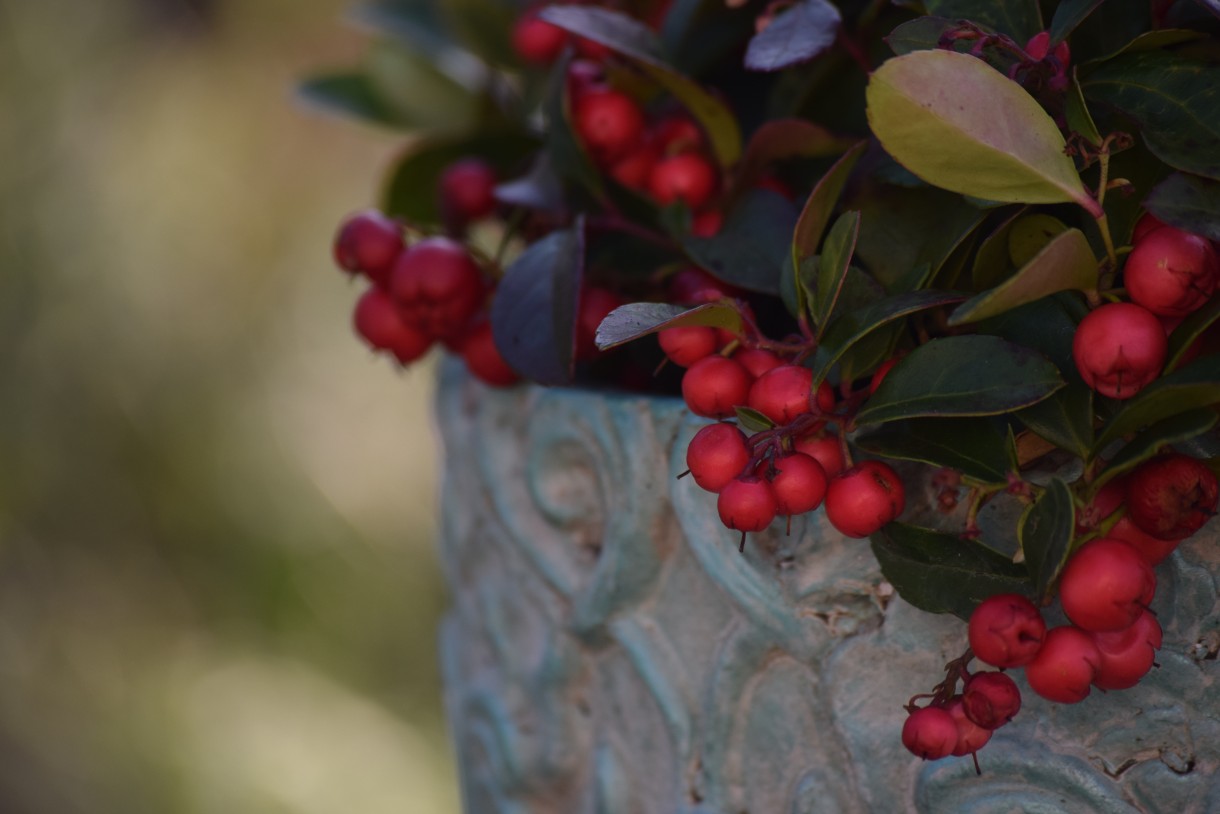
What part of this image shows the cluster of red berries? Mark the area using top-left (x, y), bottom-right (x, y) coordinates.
top-left (1073, 214), bottom-right (1219, 399)
top-left (902, 450), bottom-right (1218, 765)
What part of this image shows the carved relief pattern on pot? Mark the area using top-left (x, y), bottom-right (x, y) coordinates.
top-left (434, 360), bottom-right (1220, 814)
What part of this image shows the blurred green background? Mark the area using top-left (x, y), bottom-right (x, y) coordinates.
top-left (0, 1), bottom-right (457, 811)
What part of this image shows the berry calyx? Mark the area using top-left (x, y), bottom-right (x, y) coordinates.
top-left (1091, 609), bottom-right (1163, 690)
top-left (717, 476), bottom-right (777, 533)
top-left (1024, 626), bottom-right (1101, 704)
top-left (769, 453), bottom-right (828, 515)
top-left (967, 593), bottom-right (1046, 668)
top-left (1124, 226), bottom-right (1218, 317)
top-left (961, 671), bottom-right (1021, 730)
top-left (352, 286), bottom-right (433, 364)
top-left (1058, 538), bottom-right (1155, 632)
top-left (390, 237), bottom-right (486, 341)
top-left (823, 460), bottom-right (905, 538)
top-left (1125, 453), bottom-right (1219, 540)
top-left (901, 706), bottom-right (959, 761)
top-left (681, 356), bottom-right (752, 419)
top-left (658, 326), bottom-right (718, 367)
top-left (439, 158), bottom-right (498, 226)
top-left (686, 423), bottom-right (750, 493)
top-left (648, 153), bottom-right (718, 209)
top-left (334, 210), bottom-right (404, 287)
top-left (1072, 302), bottom-right (1166, 400)
top-left (573, 89), bottom-right (645, 164)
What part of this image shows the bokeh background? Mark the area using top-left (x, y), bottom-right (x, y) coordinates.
top-left (0, 1), bottom-right (457, 811)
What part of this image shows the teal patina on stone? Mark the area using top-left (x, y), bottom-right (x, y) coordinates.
top-left (434, 359), bottom-right (1220, 813)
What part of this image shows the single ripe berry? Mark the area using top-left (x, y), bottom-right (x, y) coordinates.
top-left (1090, 609), bottom-right (1163, 690)
top-left (457, 319), bottom-right (519, 387)
top-left (1058, 538), bottom-right (1155, 632)
top-left (667, 266), bottom-right (736, 304)
top-left (609, 144), bottom-right (660, 191)
top-left (823, 460), bottom-right (905, 538)
top-left (658, 326), bottom-right (718, 368)
top-left (652, 115), bottom-right (703, 154)
top-left (901, 706), bottom-right (958, 761)
top-left (793, 432), bottom-right (846, 477)
top-left (390, 237), bottom-right (486, 341)
top-left (681, 356), bottom-right (752, 419)
top-left (1107, 515), bottom-right (1182, 566)
top-left (352, 286), bottom-right (433, 365)
top-left (944, 696), bottom-right (993, 757)
top-left (961, 671), bottom-right (1021, 730)
top-left (648, 153), bottom-right (718, 209)
top-left (439, 158), bottom-right (498, 225)
top-left (512, 12), bottom-right (568, 65)
top-left (747, 365), bottom-right (814, 425)
top-left (1126, 453), bottom-right (1219, 540)
top-left (333, 210), bottom-right (404, 287)
top-left (573, 89), bottom-right (645, 164)
top-left (1072, 302), bottom-right (1166, 400)
top-left (769, 453), bottom-right (828, 515)
top-left (967, 594), bottom-right (1046, 668)
top-left (1024, 626), bottom-right (1101, 704)
top-left (575, 286), bottom-right (626, 361)
top-left (733, 348), bottom-right (783, 378)
top-left (691, 209), bottom-right (724, 237)
top-left (717, 476), bottom-right (777, 533)
top-left (1132, 212), bottom-right (1166, 243)
top-left (686, 423), bottom-right (750, 493)
top-left (1124, 226), bottom-right (1219, 317)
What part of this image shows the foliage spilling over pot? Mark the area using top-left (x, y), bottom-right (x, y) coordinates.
top-left (309, 0), bottom-right (1220, 768)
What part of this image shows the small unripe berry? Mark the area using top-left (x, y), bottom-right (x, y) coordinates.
top-left (1091, 609), bottom-right (1162, 690)
top-left (962, 671), bottom-right (1021, 730)
top-left (1072, 302), bottom-right (1166, 399)
top-left (1024, 626), bottom-right (1101, 704)
top-left (794, 432), bottom-right (846, 477)
top-left (1107, 515), bottom-right (1182, 566)
top-left (390, 237), bottom-right (486, 341)
top-left (1126, 453), bottom-right (1219, 540)
top-left (573, 89), bottom-right (645, 164)
top-left (824, 460), bottom-right (905, 538)
top-left (575, 286), bottom-right (626, 361)
top-left (769, 453), bottom-right (828, 515)
top-left (334, 210), bottom-right (404, 287)
top-left (439, 158), bottom-right (498, 225)
top-left (649, 153), bottom-right (718, 209)
top-left (458, 319), bottom-right (518, 387)
top-left (1058, 538), bottom-right (1155, 632)
top-left (1124, 226), bottom-right (1218, 317)
top-left (944, 696), bottom-right (993, 757)
top-left (659, 326), bottom-right (718, 368)
top-left (968, 593), bottom-right (1046, 668)
top-left (686, 423), bottom-right (750, 493)
top-left (717, 476), bottom-right (777, 532)
top-left (902, 706), bottom-right (958, 761)
top-left (353, 286), bottom-right (433, 364)
top-left (512, 12), bottom-right (568, 65)
top-left (681, 356), bottom-right (752, 419)
top-left (733, 348), bottom-right (783, 378)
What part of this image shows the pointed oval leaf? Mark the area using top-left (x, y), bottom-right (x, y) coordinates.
top-left (594, 302), bottom-right (743, 350)
top-left (1143, 172), bottom-right (1220, 243)
top-left (1008, 213), bottom-right (1068, 268)
top-left (811, 211), bottom-right (861, 337)
top-left (1065, 70), bottom-right (1103, 147)
top-left (866, 50), bottom-right (1101, 215)
top-left (1049, 0), bottom-right (1106, 44)
top-left (857, 335), bottom-right (1065, 425)
top-left (744, 0), bottom-right (842, 72)
top-left (1097, 409), bottom-right (1219, 489)
top-left (735, 407), bottom-right (776, 432)
top-left (1093, 355), bottom-right (1220, 453)
top-left (855, 417), bottom-right (1013, 485)
top-left (972, 207), bottom-right (1027, 289)
top-left (1016, 382), bottom-right (1095, 460)
top-left (1166, 295), bottom-right (1220, 373)
top-left (1019, 477), bottom-right (1075, 602)
top-left (949, 228), bottom-right (1097, 325)
top-left (684, 190), bottom-right (798, 295)
top-left (792, 141), bottom-right (868, 265)
top-left (922, 0), bottom-right (1041, 41)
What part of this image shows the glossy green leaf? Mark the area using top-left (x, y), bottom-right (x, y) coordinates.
top-left (540, 6), bottom-right (743, 166)
top-left (744, 0), bottom-right (841, 72)
top-left (1166, 296), bottom-right (1220, 373)
top-left (949, 228), bottom-right (1097, 325)
top-left (1098, 409), bottom-right (1219, 488)
top-left (971, 208), bottom-right (1027, 289)
top-left (1019, 477), bottom-right (1075, 601)
top-left (855, 417), bottom-right (1013, 484)
top-left (811, 212), bottom-right (861, 337)
top-left (1049, 0), bottom-right (1105, 44)
top-left (684, 190), bottom-right (798, 295)
top-left (1008, 213), bottom-right (1068, 268)
top-left (1144, 172), bottom-right (1220, 243)
top-left (870, 523), bottom-right (1034, 620)
top-left (1080, 29), bottom-right (1206, 67)
top-left (735, 407), bottom-right (776, 432)
top-left (867, 50), bottom-right (1101, 215)
top-left (1094, 355), bottom-right (1220, 453)
top-left (1082, 50), bottom-right (1220, 181)
top-left (1016, 382), bottom-right (1095, 460)
top-left (886, 17), bottom-right (961, 56)
top-left (1065, 70), bottom-right (1103, 146)
top-left (857, 335), bottom-right (1065, 425)
top-left (792, 142), bottom-right (868, 265)
top-left (594, 302), bottom-right (743, 350)
top-left (297, 71), bottom-right (405, 127)
top-left (922, 0), bottom-right (1041, 40)
top-left (979, 291), bottom-right (1085, 372)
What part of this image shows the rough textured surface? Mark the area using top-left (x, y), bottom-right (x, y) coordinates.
top-left (434, 360), bottom-right (1220, 813)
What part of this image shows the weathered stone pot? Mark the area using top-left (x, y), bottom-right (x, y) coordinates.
top-left (434, 359), bottom-right (1220, 814)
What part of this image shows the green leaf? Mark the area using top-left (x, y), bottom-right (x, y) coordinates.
top-left (1016, 383), bottom-right (1095, 460)
top-left (364, 41), bottom-right (482, 131)
top-left (297, 71), bottom-right (405, 127)
top-left (811, 212), bottom-right (861, 337)
top-left (814, 289), bottom-right (966, 385)
top-left (922, 0), bottom-right (1041, 41)
top-left (1093, 355), bottom-right (1220, 453)
top-left (744, 0), bottom-right (841, 72)
top-left (1080, 29), bottom-right (1207, 67)
top-left (855, 417), bottom-right (1013, 484)
top-left (978, 291), bottom-right (1085, 372)
top-left (949, 228), bottom-right (1097, 325)
top-left (792, 142), bottom-right (868, 265)
top-left (439, 0), bottom-right (518, 67)
top-left (1065, 70), bottom-right (1104, 146)
top-left (730, 119), bottom-right (855, 203)
top-left (490, 222), bottom-right (584, 386)
top-left (1019, 477), bottom-right (1075, 602)
top-left (857, 335), bottom-right (1065, 425)
top-left (1082, 50), bottom-right (1220, 181)
top-left (1166, 295), bottom-right (1220, 373)
top-left (866, 50), bottom-right (1101, 215)
top-left (683, 190), bottom-right (799, 295)
top-left (870, 523), bottom-right (1034, 620)
top-left (1048, 0), bottom-right (1105, 44)
top-left (1144, 172), bottom-right (1220, 243)
top-left (971, 207), bottom-right (1027, 289)
top-left (1099, 409), bottom-right (1219, 487)
top-left (886, 17), bottom-right (962, 56)
top-left (735, 407), bottom-right (776, 432)
top-left (1007, 213), bottom-right (1068, 268)
top-left (540, 6), bottom-right (743, 167)
top-left (594, 302), bottom-right (743, 350)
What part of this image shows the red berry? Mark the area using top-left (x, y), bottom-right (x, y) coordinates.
top-left (748, 365), bottom-right (815, 425)
top-left (668, 266), bottom-right (736, 304)
top-left (609, 143), bottom-right (659, 191)
top-left (1024, 626), bottom-right (1101, 704)
top-left (512, 12), bottom-right (568, 65)
top-left (649, 153), bottom-right (718, 209)
top-left (945, 696), bottom-right (993, 757)
top-left (652, 115), bottom-right (704, 154)
top-left (1132, 212), bottom-right (1166, 243)
top-left (1126, 453), bottom-right (1219, 540)
top-left (1058, 538), bottom-right (1155, 632)
top-left (1091, 609), bottom-right (1162, 690)
top-left (659, 326), bottom-right (718, 367)
top-left (1124, 226), bottom-right (1218, 317)
top-left (967, 594), bottom-right (1046, 668)
top-left (574, 286), bottom-right (625, 361)
top-left (733, 348), bottom-right (783, 378)
top-left (1072, 302), bottom-right (1166, 400)
top-left (334, 210), bottom-right (404, 287)
top-left (823, 460), bottom-right (905, 538)
top-left (681, 356), bottom-right (752, 419)
top-left (352, 286), bottom-right (433, 364)
top-left (458, 319), bottom-right (518, 387)
top-left (794, 432), bottom-right (846, 477)
top-left (390, 237), bottom-right (486, 341)
top-left (686, 423), bottom-right (751, 493)
top-left (691, 209), bottom-right (724, 237)
top-left (754, 175), bottom-right (793, 199)
top-left (1025, 31), bottom-right (1070, 65)
top-left (869, 357), bottom-right (900, 395)
top-left (769, 452), bottom-right (828, 515)
top-left (574, 36), bottom-right (612, 61)
top-left (717, 476), bottom-right (777, 532)
top-left (901, 706), bottom-right (958, 761)
top-left (962, 671), bottom-right (1021, 730)
top-left (573, 89), bottom-right (645, 164)
top-left (1107, 515), bottom-right (1182, 566)
top-left (439, 158), bottom-right (498, 225)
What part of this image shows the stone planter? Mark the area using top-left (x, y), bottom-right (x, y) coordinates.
top-left (434, 359), bottom-right (1220, 814)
